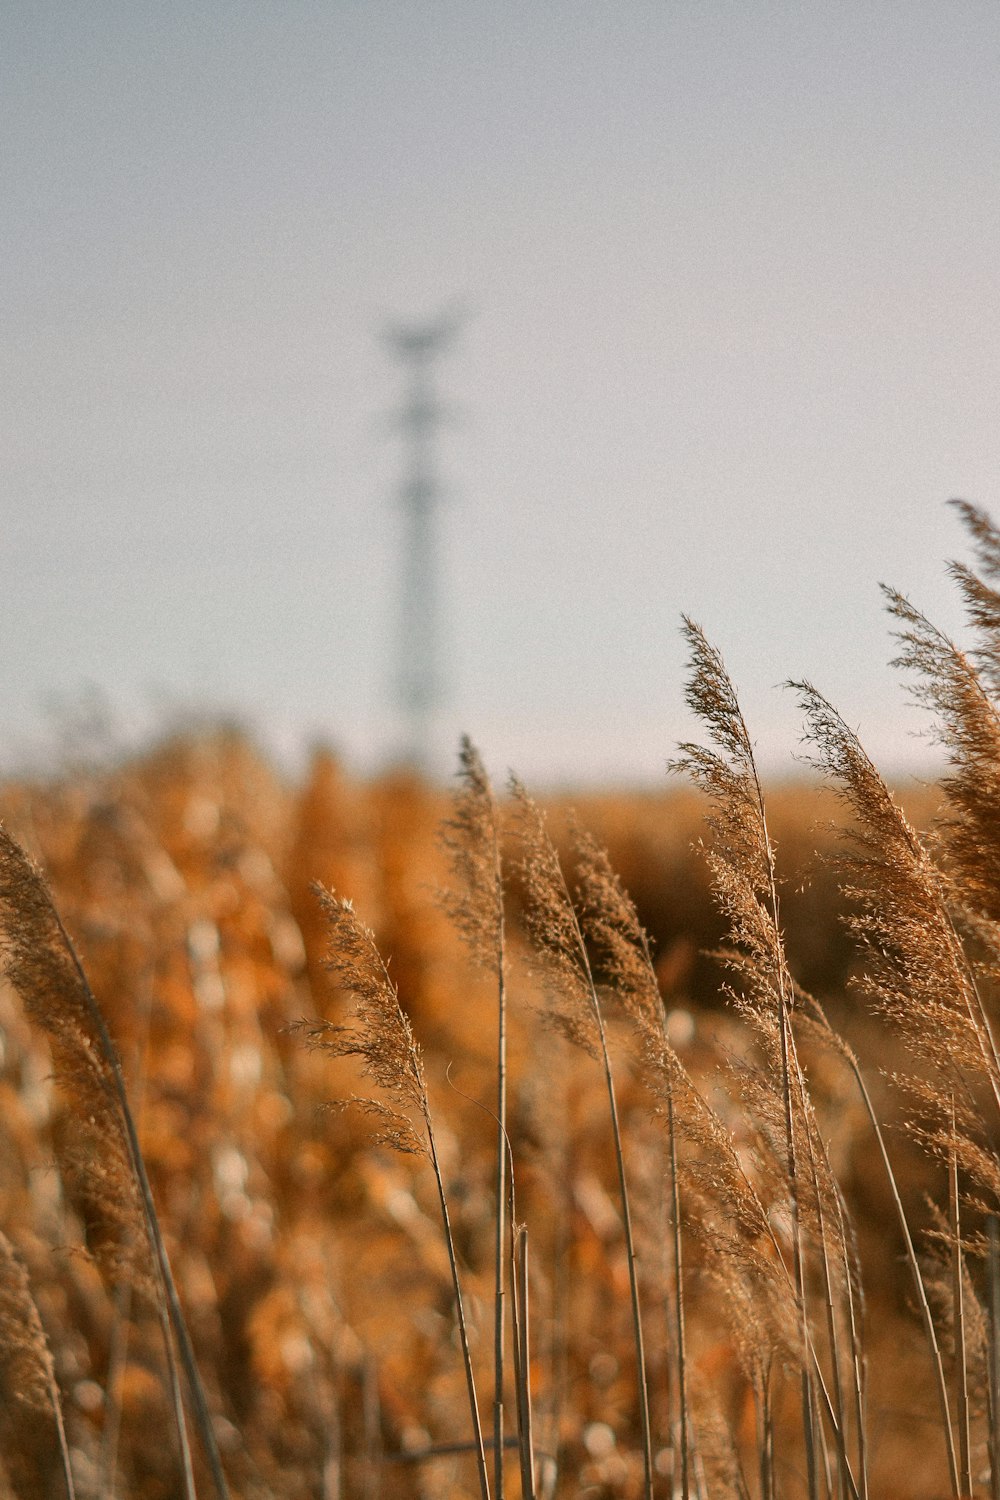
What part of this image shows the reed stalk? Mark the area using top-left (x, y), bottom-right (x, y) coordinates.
top-left (307, 886), bottom-right (491, 1500)
top-left (511, 1224), bottom-right (537, 1500)
top-left (513, 784), bottom-right (656, 1500)
top-left (441, 740), bottom-right (508, 1500)
top-left (946, 1096), bottom-right (973, 1499)
top-left (832, 1033), bottom-right (960, 1496)
top-left (667, 1088), bottom-right (691, 1500)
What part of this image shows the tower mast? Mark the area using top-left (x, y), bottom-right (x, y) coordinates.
top-left (384, 310), bottom-right (462, 771)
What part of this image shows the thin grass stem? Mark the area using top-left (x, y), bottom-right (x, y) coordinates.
top-left (949, 1098), bottom-right (973, 1497)
top-left (840, 1045), bottom-right (960, 1497)
top-left (423, 1107), bottom-right (492, 1500)
top-left (804, 1122), bottom-right (850, 1500)
top-left (511, 1225), bottom-right (536, 1500)
top-left (493, 864), bottom-right (507, 1500)
top-left (667, 1088), bottom-right (690, 1500)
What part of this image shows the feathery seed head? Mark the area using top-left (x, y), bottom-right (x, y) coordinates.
top-left (304, 885), bottom-right (429, 1157)
top-left (0, 828), bottom-right (150, 1291)
top-left (438, 737), bottom-right (503, 969)
top-left (570, 819), bottom-right (662, 1038)
top-left (509, 777), bottom-right (599, 1056)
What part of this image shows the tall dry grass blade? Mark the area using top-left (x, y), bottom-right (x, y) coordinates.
top-left (441, 738), bottom-right (508, 1500)
top-left (0, 828), bottom-right (227, 1500)
top-left (511, 781), bottom-right (655, 1500)
top-left (0, 1231), bottom-right (76, 1500)
top-left (306, 886), bottom-right (491, 1500)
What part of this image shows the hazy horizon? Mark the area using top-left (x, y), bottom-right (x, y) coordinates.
top-left (6, 3), bottom-right (999, 786)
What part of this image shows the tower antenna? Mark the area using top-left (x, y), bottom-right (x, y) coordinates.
top-left (383, 307), bottom-right (464, 771)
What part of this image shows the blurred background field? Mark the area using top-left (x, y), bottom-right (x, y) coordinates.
top-left (0, 727), bottom-right (949, 1499)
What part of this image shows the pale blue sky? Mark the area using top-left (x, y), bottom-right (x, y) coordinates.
top-left (4, 3), bottom-right (1000, 783)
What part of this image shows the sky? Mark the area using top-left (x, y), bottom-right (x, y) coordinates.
top-left (4, 2), bottom-right (1000, 786)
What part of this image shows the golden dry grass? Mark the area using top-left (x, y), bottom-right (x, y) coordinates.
top-left (1, 504), bottom-right (999, 1500)
top-left (0, 734), bottom-right (955, 1500)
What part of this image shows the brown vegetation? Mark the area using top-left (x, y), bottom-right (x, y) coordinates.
top-left (0, 506), bottom-right (997, 1498)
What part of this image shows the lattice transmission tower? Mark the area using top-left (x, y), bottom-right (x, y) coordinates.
top-left (383, 309), bottom-right (463, 771)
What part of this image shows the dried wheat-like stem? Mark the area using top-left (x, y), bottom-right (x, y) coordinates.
top-left (793, 638), bottom-right (1000, 1477)
top-left (570, 821), bottom-right (691, 1499)
top-left (817, 1118), bottom-right (869, 1500)
top-left (440, 738), bottom-right (508, 1500)
top-left (99, 1280), bottom-right (133, 1498)
top-left (511, 781), bottom-right (656, 1500)
top-left (0, 827), bottom-right (228, 1500)
top-left (801, 1116), bottom-right (852, 1500)
top-left (674, 620), bottom-right (821, 1498)
top-left (948, 1095), bottom-right (974, 1498)
top-left (306, 886), bottom-right (491, 1500)
top-left (803, 1002), bottom-right (961, 1497)
top-left (0, 1231), bottom-right (76, 1500)
top-left (567, 704), bottom-right (858, 1497)
top-left (510, 1223), bottom-right (536, 1500)
top-left (666, 1089), bottom-right (690, 1500)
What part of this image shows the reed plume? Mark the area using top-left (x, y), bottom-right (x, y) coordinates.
top-left (0, 826), bottom-right (229, 1500)
top-left (305, 883), bottom-right (492, 1500)
top-left (790, 671), bottom-right (1000, 1497)
top-left (949, 500), bottom-right (1000, 708)
top-left (792, 681), bottom-right (1000, 1193)
top-left (673, 620), bottom-right (831, 1500)
top-left (439, 738), bottom-right (513, 1500)
top-left (884, 582), bottom-right (1000, 936)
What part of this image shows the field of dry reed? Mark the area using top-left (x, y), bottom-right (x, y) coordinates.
top-left (2, 503), bottom-right (999, 1500)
